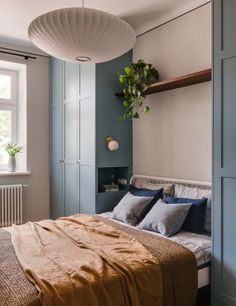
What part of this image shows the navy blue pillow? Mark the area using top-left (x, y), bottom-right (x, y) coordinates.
top-left (129, 185), bottom-right (163, 198)
top-left (163, 194), bottom-right (207, 234)
top-left (129, 185), bottom-right (163, 219)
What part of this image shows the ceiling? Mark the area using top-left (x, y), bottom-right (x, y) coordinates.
top-left (0, 0), bottom-right (209, 54)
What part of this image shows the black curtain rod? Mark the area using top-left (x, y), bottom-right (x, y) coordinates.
top-left (0, 50), bottom-right (36, 60)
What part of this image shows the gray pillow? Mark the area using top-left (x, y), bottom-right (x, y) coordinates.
top-left (112, 192), bottom-right (153, 225)
top-left (138, 199), bottom-right (192, 237)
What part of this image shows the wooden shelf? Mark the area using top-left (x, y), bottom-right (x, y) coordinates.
top-left (116, 68), bottom-right (212, 97)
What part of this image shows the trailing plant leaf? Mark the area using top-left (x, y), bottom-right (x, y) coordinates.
top-left (123, 101), bottom-right (129, 108)
top-left (117, 59), bottom-right (159, 120)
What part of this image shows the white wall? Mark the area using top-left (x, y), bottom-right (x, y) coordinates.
top-left (133, 3), bottom-right (211, 182)
top-left (0, 51), bottom-right (49, 222)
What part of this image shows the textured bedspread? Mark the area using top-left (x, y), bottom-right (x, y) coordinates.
top-left (0, 214), bottom-right (197, 306)
top-left (0, 229), bottom-right (40, 306)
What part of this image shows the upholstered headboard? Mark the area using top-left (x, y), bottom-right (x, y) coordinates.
top-left (130, 174), bottom-right (211, 191)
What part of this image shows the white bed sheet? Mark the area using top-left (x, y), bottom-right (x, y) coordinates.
top-left (100, 212), bottom-right (211, 268)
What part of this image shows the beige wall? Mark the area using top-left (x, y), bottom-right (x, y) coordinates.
top-left (0, 51), bottom-right (49, 222)
top-left (133, 3), bottom-right (212, 182)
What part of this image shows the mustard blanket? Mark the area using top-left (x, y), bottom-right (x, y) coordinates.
top-left (11, 214), bottom-right (162, 306)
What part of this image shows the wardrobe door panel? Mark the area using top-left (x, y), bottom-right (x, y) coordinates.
top-left (50, 58), bottom-right (63, 219)
top-left (221, 178), bottom-right (236, 299)
top-left (64, 102), bottom-right (77, 162)
top-left (80, 64), bottom-right (95, 97)
top-left (79, 97), bottom-right (95, 165)
top-left (51, 163), bottom-right (64, 219)
top-left (213, 1), bottom-right (236, 305)
top-left (78, 64), bottom-right (96, 214)
top-left (222, 0), bottom-right (236, 50)
top-left (62, 62), bottom-right (79, 216)
top-left (50, 58), bottom-right (63, 163)
top-left (64, 63), bottom-right (78, 102)
top-left (79, 165), bottom-right (95, 214)
top-left (51, 106), bottom-right (62, 162)
top-left (64, 163), bottom-right (77, 216)
top-left (222, 57), bottom-right (236, 168)
top-left (50, 57), bottom-right (63, 106)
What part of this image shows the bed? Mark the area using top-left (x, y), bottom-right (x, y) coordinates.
top-left (0, 175), bottom-right (211, 306)
top-left (121, 174), bottom-right (212, 289)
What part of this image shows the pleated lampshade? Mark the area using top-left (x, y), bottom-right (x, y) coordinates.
top-left (28, 7), bottom-right (136, 63)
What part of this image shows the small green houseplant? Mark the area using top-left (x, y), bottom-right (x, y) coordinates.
top-left (4, 144), bottom-right (22, 156)
top-left (3, 144), bottom-right (22, 172)
top-left (118, 59), bottom-right (159, 120)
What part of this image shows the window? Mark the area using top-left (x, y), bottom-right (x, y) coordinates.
top-left (0, 69), bottom-right (17, 170)
top-left (0, 74), bottom-right (11, 99)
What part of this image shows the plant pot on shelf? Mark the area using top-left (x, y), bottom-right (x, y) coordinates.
top-left (8, 156), bottom-right (16, 172)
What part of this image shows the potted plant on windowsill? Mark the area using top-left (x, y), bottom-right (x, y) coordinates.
top-left (3, 144), bottom-right (22, 172)
top-left (118, 59), bottom-right (159, 120)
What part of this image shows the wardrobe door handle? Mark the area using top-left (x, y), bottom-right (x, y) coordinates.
top-left (59, 160), bottom-right (64, 163)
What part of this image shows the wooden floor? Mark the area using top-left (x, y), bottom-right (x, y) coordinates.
top-left (196, 286), bottom-right (211, 306)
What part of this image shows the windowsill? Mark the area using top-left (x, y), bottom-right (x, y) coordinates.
top-left (0, 171), bottom-right (31, 176)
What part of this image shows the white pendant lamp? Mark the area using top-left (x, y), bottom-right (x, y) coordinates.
top-left (28, 3), bottom-right (136, 63)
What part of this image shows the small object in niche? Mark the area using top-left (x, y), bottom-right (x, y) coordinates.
top-left (117, 178), bottom-right (128, 190)
top-left (111, 174), bottom-right (116, 184)
top-left (100, 184), bottom-right (119, 193)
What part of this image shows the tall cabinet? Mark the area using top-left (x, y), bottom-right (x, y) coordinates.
top-left (213, 1), bottom-right (236, 305)
top-left (50, 52), bottom-right (132, 219)
top-left (50, 59), bottom-right (96, 219)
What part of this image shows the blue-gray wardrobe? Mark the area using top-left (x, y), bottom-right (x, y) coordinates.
top-left (213, 0), bottom-right (236, 305)
top-left (50, 52), bottom-right (132, 219)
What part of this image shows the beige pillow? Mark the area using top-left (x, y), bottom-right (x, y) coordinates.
top-left (174, 184), bottom-right (211, 199)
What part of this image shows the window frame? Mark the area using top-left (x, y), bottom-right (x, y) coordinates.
top-left (0, 69), bottom-right (18, 170)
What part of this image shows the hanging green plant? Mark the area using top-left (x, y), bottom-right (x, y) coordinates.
top-left (118, 59), bottom-right (159, 120)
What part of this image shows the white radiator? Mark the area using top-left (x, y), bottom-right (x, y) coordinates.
top-left (0, 184), bottom-right (23, 227)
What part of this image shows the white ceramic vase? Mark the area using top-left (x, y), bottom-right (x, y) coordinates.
top-left (8, 156), bottom-right (16, 172)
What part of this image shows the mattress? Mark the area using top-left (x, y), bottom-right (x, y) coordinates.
top-left (100, 212), bottom-right (211, 268)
